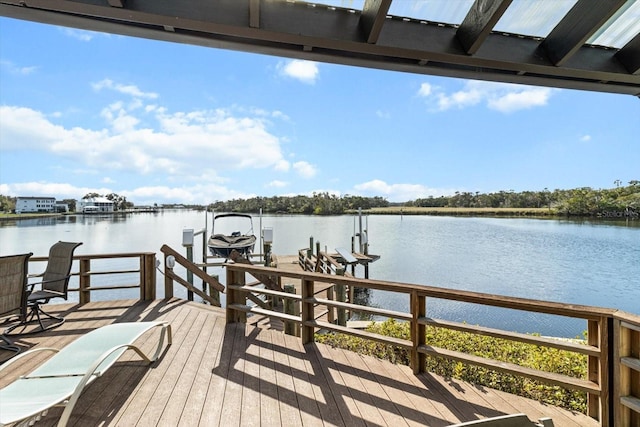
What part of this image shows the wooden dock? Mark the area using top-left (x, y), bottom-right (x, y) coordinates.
top-left (0, 299), bottom-right (600, 427)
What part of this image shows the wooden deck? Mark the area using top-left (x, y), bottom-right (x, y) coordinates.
top-left (0, 299), bottom-right (600, 427)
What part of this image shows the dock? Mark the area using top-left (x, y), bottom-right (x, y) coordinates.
top-left (0, 299), bottom-right (599, 427)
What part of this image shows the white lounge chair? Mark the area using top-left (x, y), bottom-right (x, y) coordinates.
top-left (448, 414), bottom-right (554, 427)
top-left (0, 321), bottom-right (171, 427)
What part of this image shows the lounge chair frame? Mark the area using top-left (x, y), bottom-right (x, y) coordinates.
top-left (0, 321), bottom-right (172, 427)
top-left (448, 413), bottom-right (554, 427)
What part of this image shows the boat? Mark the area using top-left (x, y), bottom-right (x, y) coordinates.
top-left (82, 206), bottom-right (101, 214)
top-left (207, 213), bottom-right (256, 259)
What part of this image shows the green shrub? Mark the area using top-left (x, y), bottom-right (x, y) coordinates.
top-left (315, 319), bottom-right (588, 412)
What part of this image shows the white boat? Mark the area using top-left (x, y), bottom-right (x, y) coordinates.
top-left (82, 206), bottom-right (101, 214)
top-left (207, 213), bottom-right (256, 259)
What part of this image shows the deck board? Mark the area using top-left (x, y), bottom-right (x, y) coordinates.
top-left (0, 299), bottom-right (601, 427)
top-left (257, 326), bottom-right (282, 427)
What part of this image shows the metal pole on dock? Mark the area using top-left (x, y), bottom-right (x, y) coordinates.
top-left (358, 207), bottom-right (364, 253)
top-left (183, 228), bottom-right (194, 301)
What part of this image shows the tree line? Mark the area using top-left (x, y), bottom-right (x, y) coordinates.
top-left (210, 182), bottom-right (639, 216)
top-left (209, 193), bottom-right (389, 215)
top-left (407, 181), bottom-right (639, 216)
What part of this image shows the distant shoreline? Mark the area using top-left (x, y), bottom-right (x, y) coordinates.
top-left (0, 213), bottom-right (67, 221)
top-left (359, 207), bottom-right (556, 216)
top-left (1, 207), bottom-right (636, 221)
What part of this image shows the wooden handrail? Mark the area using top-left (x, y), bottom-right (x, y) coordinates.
top-left (160, 244), bottom-right (224, 293)
top-left (28, 252), bottom-right (156, 304)
top-left (229, 263), bottom-right (617, 319)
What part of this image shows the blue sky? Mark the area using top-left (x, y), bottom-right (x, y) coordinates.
top-left (1, 16), bottom-right (639, 205)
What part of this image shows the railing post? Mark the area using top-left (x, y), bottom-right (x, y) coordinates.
top-left (301, 278), bottom-right (315, 344)
top-left (164, 254), bottom-right (174, 300)
top-left (284, 284), bottom-right (299, 336)
top-left (411, 291), bottom-right (426, 374)
top-left (79, 257), bottom-right (91, 305)
top-left (208, 273), bottom-right (220, 306)
top-left (327, 285), bottom-right (335, 324)
top-left (614, 317), bottom-right (627, 427)
top-left (613, 315), bottom-right (640, 427)
top-left (226, 267), bottom-right (246, 324)
top-left (307, 236), bottom-right (314, 259)
top-left (588, 317), bottom-right (610, 424)
top-left (336, 268), bottom-right (346, 326)
top-left (141, 253), bottom-right (156, 300)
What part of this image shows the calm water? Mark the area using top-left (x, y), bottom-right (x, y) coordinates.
top-left (1, 211), bottom-right (638, 338)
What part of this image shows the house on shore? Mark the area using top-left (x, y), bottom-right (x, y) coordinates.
top-left (15, 196), bottom-right (56, 214)
top-left (77, 197), bottom-right (114, 213)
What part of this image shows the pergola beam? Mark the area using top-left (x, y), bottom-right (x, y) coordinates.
top-left (616, 32), bottom-right (640, 75)
top-left (360, 0), bottom-right (391, 44)
top-left (249, 0), bottom-right (260, 29)
top-left (1, 0), bottom-right (638, 96)
top-left (541, 0), bottom-right (627, 66)
top-left (457, 0), bottom-right (512, 55)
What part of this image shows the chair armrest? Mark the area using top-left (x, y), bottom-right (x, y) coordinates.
top-left (26, 275), bottom-right (72, 291)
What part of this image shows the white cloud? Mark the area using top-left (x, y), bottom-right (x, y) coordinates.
top-left (354, 179), bottom-right (453, 202)
top-left (121, 184), bottom-right (253, 205)
top-left (293, 161), bottom-right (317, 179)
top-left (0, 96), bottom-right (291, 179)
top-left (92, 79), bottom-right (159, 99)
top-left (0, 182), bottom-right (114, 200)
top-left (417, 80), bottom-right (554, 113)
top-left (274, 159), bottom-right (290, 172)
top-left (0, 181), bottom-right (255, 206)
top-left (60, 28), bottom-right (96, 42)
top-left (376, 110), bottom-right (391, 119)
top-left (580, 134), bottom-right (592, 142)
top-left (486, 86), bottom-right (552, 113)
top-left (278, 60), bottom-right (319, 84)
top-left (418, 82), bottom-right (432, 97)
top-left (267, 180), bottom-right (288, 188)
top-left (0, 60), bottom-right (37, 75)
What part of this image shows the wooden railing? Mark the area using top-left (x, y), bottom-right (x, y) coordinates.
top-left (160, 244), bottom-right (224, 306)
top-left (28, 251), bottom-right (157, 304)
top-left (225, 262), bottom-right (640, 427)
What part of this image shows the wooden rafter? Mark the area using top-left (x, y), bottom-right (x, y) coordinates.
top-left (541, 0), bottom-right (627, 66)
top-left (360, 0), bottom-right (391, 44)
top-left (457, 0), bottom-right (512, 55)
top-left (616, 32), bottom-right (640, 75)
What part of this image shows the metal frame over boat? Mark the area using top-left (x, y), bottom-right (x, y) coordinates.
top-left (207, 213), bottom-right (256, 259)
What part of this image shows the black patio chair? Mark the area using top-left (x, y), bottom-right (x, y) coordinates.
top-left (0, 253), bottom-right (32, 353)
top-left (5, 242), bottom-right (82, 335)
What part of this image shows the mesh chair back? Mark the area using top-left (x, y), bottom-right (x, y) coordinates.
top-left (0, 253), bottom-right (32, 321)
top-left (41, 242), bottom-right (82, 297)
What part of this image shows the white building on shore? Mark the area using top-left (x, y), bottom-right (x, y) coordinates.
top-left (15, 197), bottom-right (56, 214)
top-left (77, 197), bottom-right (115, 213)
